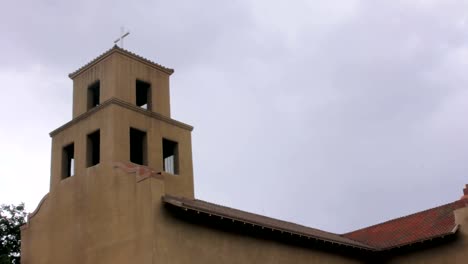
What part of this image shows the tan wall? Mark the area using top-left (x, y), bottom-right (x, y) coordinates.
top-left (26, 48), bottom-right (362, 263)
top-left (50, 102), bottom-right (194, 197)
top-left (72, 55), bottom-right (116, 118)
top-left (27, 48), bottom-right (468, 264)
top-left (50, 106), bottom-right (115, 189)
top-left (110, 104), bottom-right (194, 198)
top-left (387, 207), bottom-right (468, 264)
top-left (154, 195), bottom-right (360, 264)
top-left (113, 53), bottom-right (171, 117)
top-left (22, 167), bottom-right (360, 264)
top-left (72, 52), bottom-right (171, 118)
top-left (21, 165), bottom-right (158, 264)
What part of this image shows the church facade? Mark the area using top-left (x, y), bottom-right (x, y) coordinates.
top-left (20, 47), bottom-right (468, 263)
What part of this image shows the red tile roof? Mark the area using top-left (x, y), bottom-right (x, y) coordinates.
top-left (163, 195), bottom-right (467, 251)
top-left (154, 157), bottom-right (467, 252)
top-left (343, 199), bottom-right (468, 249)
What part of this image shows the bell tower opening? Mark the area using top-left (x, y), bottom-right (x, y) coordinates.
top-left (87, 130), bottom-right (100, 167)
top-left (163, 138), bottom-right (178, 174)
top-left (130, 128), bottom-right (147, 165)
top-left (87, 80), bottom-right (100, 110)
top-left (136, 80), bottom-right (151, 110)
top-left (62, 143), bottom-right (75, 178)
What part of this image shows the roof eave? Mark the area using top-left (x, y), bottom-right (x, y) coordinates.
top-left (380, 225), bottom-right (460, 251)
top-left (162, 195), bottom-right (377, 251)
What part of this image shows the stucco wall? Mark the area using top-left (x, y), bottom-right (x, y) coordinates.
top-left (21, 165), bottom-right (156, 264)
top-left (71, 51), bottom-right (171, 119)
top-left (22, 47), bottom-right (468, 263)
top-left (50, 106), bottom-right (115, 189)
top-left (21, 166), bottom-right (361, 264)
top-left (50, 102), bottom-right (194, 198)
top-left (154, 198), bottom-right (361, 263)
top-left (109, 104), bottom-right (194, 198)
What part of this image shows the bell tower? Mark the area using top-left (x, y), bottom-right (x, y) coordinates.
top-left (21, 46), bottom-right (196, 263)
top-left (49, 46), bottom-right (194, 198)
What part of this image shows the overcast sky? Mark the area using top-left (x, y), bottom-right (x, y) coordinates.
top-left (1, 0), bottom-right (468, 233)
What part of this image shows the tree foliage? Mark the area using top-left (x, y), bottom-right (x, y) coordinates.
top-left (0, 204), bottom-right (27, 264)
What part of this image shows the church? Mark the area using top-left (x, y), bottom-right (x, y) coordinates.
top-left (20, 46), bottom-right (468, 263)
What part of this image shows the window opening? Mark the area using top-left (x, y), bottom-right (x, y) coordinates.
top-left (163, 138), bottom-right (178, 174)
top-left (136, 80), bottom-right (151, 110)
top-left (87, 130), bottom-right (100, 167)
top-left (87, 81), bottom-right (100, 110)
top-left (62, 143), bottom-right (74, 178)
top-left (130, 128), bottom-right (147, 165)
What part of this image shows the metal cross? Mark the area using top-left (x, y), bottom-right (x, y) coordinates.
top-left (114, 27), bottom-right (130, 48)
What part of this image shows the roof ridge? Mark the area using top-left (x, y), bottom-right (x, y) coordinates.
top-left (68, 45), bottom-right (174, 78)
top-left (114, 46), bottom-right (174, 74)
top-left (338, 232), bottom-right (374, 245)
top-left (343, 199), bottom-right (466, 235)
top-left (68, 46), bottom-right (116, 78)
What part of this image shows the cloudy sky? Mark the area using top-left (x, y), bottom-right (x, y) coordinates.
top-left (1, 0), bottom-right (468, 233)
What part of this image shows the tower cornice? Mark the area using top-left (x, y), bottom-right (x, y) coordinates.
top-left (68, 45), bottom-right (175, 79)
top-left (50, 98), bottom-right (193, 137)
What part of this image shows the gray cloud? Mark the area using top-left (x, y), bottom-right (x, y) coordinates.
top-left (1, 0), bottom-right (468, 233)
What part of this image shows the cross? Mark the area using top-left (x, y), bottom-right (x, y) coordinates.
top-left (114, 27), bottom-right (130, 48)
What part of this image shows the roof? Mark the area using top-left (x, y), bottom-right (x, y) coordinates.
top-left (68, 45), bottom-right (174, 78)
top-left (342, 199), bottom-right (467, 250)
top-left (163, 195), bottom-right (375, 250)
top-left (163, 195), bottom-right (467, 251)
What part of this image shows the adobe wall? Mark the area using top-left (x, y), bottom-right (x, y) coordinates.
top-left (71, 51), bottom-right (171, 119)
top-left (112, 52), bottom-right (171, 117)
top-left (21, 164), bottom-right (157, 264)
top-left (50, 102), bottom-right (194, 198)
top-left (109, 103), bottom-right (194, 198)
top-left (23, 47), bottom-right (364, 263)
top-left (50, 106), bottom-right (115, 189)
top-left (21, 165), bottom-right (361, 264)
top-left (153, 190), bottom-right (362, 264)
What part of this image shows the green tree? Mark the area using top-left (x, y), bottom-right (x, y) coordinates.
top-left (0, 204), bottom-right (27, 264)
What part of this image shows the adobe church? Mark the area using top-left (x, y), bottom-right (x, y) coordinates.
top-left (20, 46), bottom-right (468, 263)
